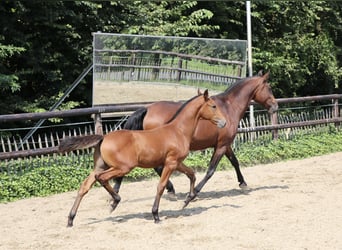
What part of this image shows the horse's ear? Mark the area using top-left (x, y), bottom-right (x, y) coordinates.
top-left (263, 71), bottom-right (270, 82)
top-left (257, 70), bottom-right (263, 76)
top-left (197, 88), bottom-right (203, 96)
top-left (203, 89), bottom-right (209, 100)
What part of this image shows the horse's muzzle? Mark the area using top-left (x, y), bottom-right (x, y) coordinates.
top-left (216, 119), bottom-right (226, 128)
top-left (268, 103), bottom-right (279, 114)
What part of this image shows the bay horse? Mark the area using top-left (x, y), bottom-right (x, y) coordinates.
top-left (114, 71), bottom-right (278, 205)
top-left (59, 90), bottom-right (226, 226)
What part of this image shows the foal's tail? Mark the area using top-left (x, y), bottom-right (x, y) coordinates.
top-left (124, 107), bottom-right (147, 130)
top-left (59, 134), bottom-right (103, 153)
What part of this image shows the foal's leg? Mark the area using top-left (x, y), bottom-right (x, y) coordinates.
top-left (113, 167), bottom-right (176, 196)
top-left (95, 168), bottom-right (126, 212)
top-left (154, 166), bottom-right (176, 195)
top-left (225, 146), bottom-right (247, 188)
top-left (152, 166), bottom-right (173, 223)
top-left (67, 172), bottom-right (97, 227)
top-left (175, 162), bottom-right (196, 208)
top-left (194, 147), bottom-right (226, 195)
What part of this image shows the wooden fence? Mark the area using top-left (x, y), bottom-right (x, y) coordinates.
top-left (94, 49), bottom-right (245, 85)
top-left (0, 94), bottom-right (341, 173)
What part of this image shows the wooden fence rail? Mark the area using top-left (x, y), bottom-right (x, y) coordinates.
top-left (0, 94), bottom-right (341, 162)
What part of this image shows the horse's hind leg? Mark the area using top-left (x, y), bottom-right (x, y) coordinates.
top-left (113, 177), bottom-right (123, 193)
top-left (194, 147), bottom-right (225, 195)
top-left (67, 172), bottom-right (97, 227)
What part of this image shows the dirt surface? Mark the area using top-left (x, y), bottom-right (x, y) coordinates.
top-left (0, 152), bottom-right (341, 250)
top-left (93, 81), bottom-right (220, 105)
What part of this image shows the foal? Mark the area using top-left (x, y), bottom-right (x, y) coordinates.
top-left (59, 90), bottom-right (226, 227)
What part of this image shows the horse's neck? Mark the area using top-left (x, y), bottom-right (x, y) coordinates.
top-left (170, 98), bottom-right (203, 139)
top-left (221, 81), bottom-right (258, 120)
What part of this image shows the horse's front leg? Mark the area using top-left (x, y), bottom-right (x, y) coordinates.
top-left (194, 147), bottom-right (226, 195)
top-left (153, 166), bottom-right (176, 195)
top-left (225, 146), bottom-right (248, 189)
top-left (152, 166), bottom-right (173, 223)
top-left (68, 172), bottom-right (97, 227)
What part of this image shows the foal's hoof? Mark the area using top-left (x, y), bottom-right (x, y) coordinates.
top-left (153, 214), bottom-right (161, 224)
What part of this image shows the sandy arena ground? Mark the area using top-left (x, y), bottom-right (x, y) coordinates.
top-left (0, 152), bottom-right (341, 250)
top-left (93, 81), bottom-right (220, 105)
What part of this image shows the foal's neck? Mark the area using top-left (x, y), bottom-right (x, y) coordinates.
top-left (170, 97), bottom-right (204, 139)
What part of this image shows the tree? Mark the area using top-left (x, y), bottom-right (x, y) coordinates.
top-left (252, 1), bottom-right (341, 97)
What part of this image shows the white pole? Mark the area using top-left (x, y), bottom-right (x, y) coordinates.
top-left (247, 1), bottom-right (253, 77)
top-left (246, 1), bottom-right (255, 139)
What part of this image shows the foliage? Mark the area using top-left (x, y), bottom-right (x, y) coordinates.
top-left (0, 1), bottom-right (341, 116)
top-left (0, 43), bottom-right (25, 90)
top-left (0, 166), bottom-right (90, 202)
top-left (252, 1), bottom-right (341, 97)
top-left (1, 128), bottom-right (342, 203)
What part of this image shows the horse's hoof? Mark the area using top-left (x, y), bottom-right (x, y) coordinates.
top-left (239, 182), bottom-right (249, 190)
top-left (165, 192), bottom-right (177, 201)
top-left (110, 202), bottom-right (119, 212)
top-left (153, 216), bottom-right (161, 224)
top-left (183, 194), bottom-right (196, 209)
top-left (239, 182), bottom-right (250, 191)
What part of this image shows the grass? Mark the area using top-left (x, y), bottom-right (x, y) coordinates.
top-left (1, 127), bottom-right (341, 203)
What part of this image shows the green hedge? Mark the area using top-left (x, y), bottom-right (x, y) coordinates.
top-left (1, 127), bottom-right (342, 203)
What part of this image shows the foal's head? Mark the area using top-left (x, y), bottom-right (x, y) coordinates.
top-left (199, 89), bottom-right (226, 128)
top-left (253, 71), bottom-right (278, 114)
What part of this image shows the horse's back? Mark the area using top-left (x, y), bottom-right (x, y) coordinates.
top-left (144, 101), bottom-right (182, 129)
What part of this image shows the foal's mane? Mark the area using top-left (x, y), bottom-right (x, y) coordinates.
top-left (166, 94), bottom-right (201, 124)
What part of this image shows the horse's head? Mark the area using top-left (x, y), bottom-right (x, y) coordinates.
top-left (199, 89), bottom-right (226, 128)
top-left (253, 71), bottom-right (278, 114)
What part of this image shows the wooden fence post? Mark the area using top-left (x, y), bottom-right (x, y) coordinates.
top-left (333, 98), bottom-right (340, 128)
top-left (176, 58), bottom-right (183, 81)
top-left (94, 113), bottom-right (103, 135)
top-left (271, 111), bottom-right (279, 140)
top-left (130, 52), bottom-right (136, 81)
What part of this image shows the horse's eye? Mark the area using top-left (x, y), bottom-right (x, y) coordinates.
top-left (212, 105), bottom-right (216, 109)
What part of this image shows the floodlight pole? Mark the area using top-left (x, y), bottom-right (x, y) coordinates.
top-left (246, 1), bottom-right (255, 138)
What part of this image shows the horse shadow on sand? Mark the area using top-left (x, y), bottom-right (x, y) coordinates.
top-left (86, 184), bottom-right (288, 225)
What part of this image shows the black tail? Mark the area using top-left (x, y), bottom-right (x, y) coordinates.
top-left (124, 107), bottom-right (147, 130)
top-left (59, 134), bottom-right (103, 153)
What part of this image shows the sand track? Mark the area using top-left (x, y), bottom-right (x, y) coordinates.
top-left (0, 152), bottom-right (341, 250)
